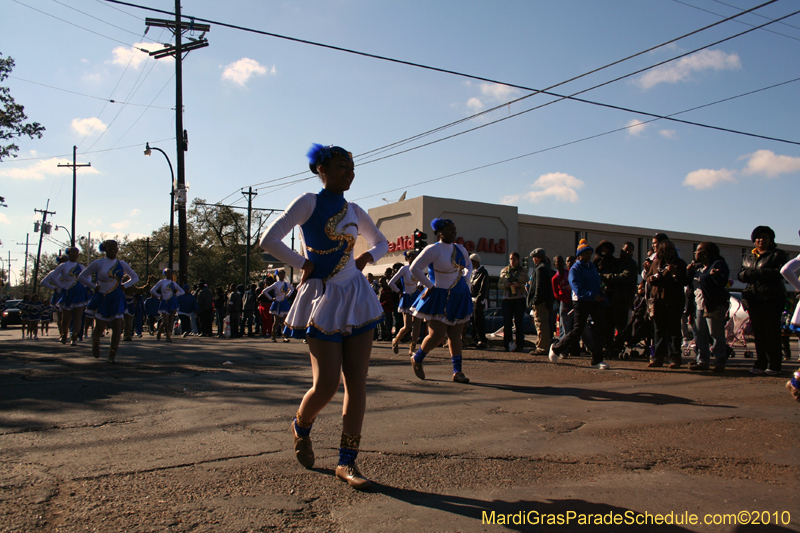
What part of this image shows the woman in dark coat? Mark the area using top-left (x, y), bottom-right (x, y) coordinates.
top-left (738, 225), bottom-right (789, 375)
top-left (646, 239), bottom-right (687, 369)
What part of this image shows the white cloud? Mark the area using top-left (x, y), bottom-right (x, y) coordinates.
top-left (503, 172), bottom-right (585, 204)
top-left (0, 213), bottom-right (9, 224)
top-left (110, 42), bottom-right (166, 68)
top-left (635, 49), bottom-right (741, 90)
top-left (127, 209), bottom-right (141, 217)
top-left (80, 58), bottom-right (89, 64)
top-left (0, 158), bottom-right (98, 181)
top-left (466, 97), bottom-right (484, 111)
top-left (682, 168), bottom-right (736, 190)
top-left (221, 58), bottom-right (271, 87)
top-left (111, 221), bottom-right (130, 230)
top-left (740, 150), bottom-right (800, 178)
top-left (626, 119), bottom-right (648, 137)
top-left (71, 117), bottom-right (107, 136)
top-left (479, 82), bottom-right (520, 101)
top-left (659, 129), bottom-right (677, 139)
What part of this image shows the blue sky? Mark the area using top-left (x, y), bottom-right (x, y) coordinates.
top-left (2, 0), bottom-right (799, 278)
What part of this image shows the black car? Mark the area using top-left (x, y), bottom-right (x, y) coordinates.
top-left (1, 299), bottom-right (23, 328)
top-left (484, 306), bottom-right (537, 336)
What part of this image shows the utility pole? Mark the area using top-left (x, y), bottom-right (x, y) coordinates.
top-left (145, 7), bottom-right (210, 286)
top-left (145, 237), bottom-right (150, 281)
top-left (16, 234), bottom-right (30, 292)
top-left (32, 201), bottom-right (56, 293)
top-left (242, 187), bottom-right (258, 287)
top-left (2, 253), bottom-right (16, 300)
top-left (57, 146), bottom-right (90, 247)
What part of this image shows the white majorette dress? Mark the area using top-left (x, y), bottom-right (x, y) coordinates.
top-left (150, 279), bottom-right (185, 313)
top-left (40, 268), bottom-right (64, 310)
top-left (410, 241), bottom-right (474, 325)
top-left (50, 261), bottom-right (90, 309)
top-left (388, 265), bottom-right (421, 315)
top-left (260, 188), bottom-right (388, 342)
top-left (79, 258), bottom-right (139, 321)
top-left (781, 253), bottom-right (800, 331)
top-left (266, 280), bottom-right (295, 317)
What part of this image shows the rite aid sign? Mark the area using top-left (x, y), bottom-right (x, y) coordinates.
top-left (388, 235), bottom-right (506, 254)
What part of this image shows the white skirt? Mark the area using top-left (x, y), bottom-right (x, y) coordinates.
top-left (285, 268), bottom-right (383, 339)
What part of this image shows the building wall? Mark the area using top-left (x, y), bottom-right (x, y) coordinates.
top-left (355, 197), bottom-right (799, 288)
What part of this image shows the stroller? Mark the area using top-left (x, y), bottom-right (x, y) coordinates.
top-left (615, 293), bottom-right (653, 359)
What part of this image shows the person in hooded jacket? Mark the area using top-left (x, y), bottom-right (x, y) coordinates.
top-left (739, 225), bottom-right (789, 375)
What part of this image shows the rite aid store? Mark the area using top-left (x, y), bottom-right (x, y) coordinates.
top-left (355, 195), bottom-right (800, 310)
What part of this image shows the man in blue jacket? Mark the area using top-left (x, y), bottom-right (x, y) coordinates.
top-left (548, 239), bottom-right (610, 369)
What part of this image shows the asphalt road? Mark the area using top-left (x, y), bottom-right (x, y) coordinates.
top-left (1, 325), bottom-right (798, 532)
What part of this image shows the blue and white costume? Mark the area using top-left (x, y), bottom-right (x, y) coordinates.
top-left (260, 189), bottom-right (388, 342)
top-left (410, 241), bottom-right (473, 325)
top-left (150, 279), bottom-right (185, 313)
top-left (51, 261), bottom-right (90, 309)
top-left (79, 258), bottom-right (139, 321)
top-left (388, 265), bottom-right (421, 314)
top-left (266, 280), bottom-right (295, 317)
top-left (40, 269), bottom-right (63, 310)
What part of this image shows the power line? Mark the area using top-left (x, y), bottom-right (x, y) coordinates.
top-left (0, 137), bottom-right (175, 163)
top-left (245, 76), bottom-right (800, 203)
top-left (711, 0), bottom-right (800, 31)
top-left (215, 2), bottom-right (799, 201)
top-left (12, 0), bottom-right (152, 51)
top-left (672, 0), bottom-right (800, 42)
top-left (95, 0), bottom-right (142, 21)
top-left (7, 75), bottom-right (173, 109)
top-left (93, 73), bottom-right (175, 159)
top-left (353, 78), bottom-right (800, 202)
top-left (49, 0), bottom-right (156, 40)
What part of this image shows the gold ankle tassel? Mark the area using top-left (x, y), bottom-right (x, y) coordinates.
top-left (340, 432), bottom-right (361, 450)
top-left (295, 411), bottom-right (315, 429)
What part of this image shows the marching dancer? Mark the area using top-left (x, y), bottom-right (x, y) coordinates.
top-left (41, 255), bottom-right (67, 341)
top-left (48, 247), bottom-right (90, 345)
top-left (409, 218), bottom-right (473, 383)
top-left (388, 250), bottom-right (423, 355)
top-left (260, 143), bottom-right (388, 490)
top-left (78, 240), bottom-right (139, 362)
top-left (149, 269), bottom-right (185, 342)
top-left (265, 269), bottom-right (294, 343)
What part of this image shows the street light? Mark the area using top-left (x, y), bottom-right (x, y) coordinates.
top-left (144, 142), bottom-right (175, 270)
top-left (54, 225), bottom-right (73, 249)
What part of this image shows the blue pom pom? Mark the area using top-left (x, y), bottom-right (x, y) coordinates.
top-left (98, 242), bottom-right (105, 252)
top-left (307, 143), bottom-right (326, 166)
top-left (431, 218), bottom-right (442, 232)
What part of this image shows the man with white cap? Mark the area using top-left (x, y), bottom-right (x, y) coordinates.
top-left (470, 253), bottom-right (489, 349)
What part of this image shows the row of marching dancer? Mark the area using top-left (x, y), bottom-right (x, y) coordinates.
top-left (36, 242), bottom-right (208, 362)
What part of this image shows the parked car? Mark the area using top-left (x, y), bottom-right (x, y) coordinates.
top-left (1, 299), bottom-right (23, 328)
top-left (484, 306), bottom-right (537, 336)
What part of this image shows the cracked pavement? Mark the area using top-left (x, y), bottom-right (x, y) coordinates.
top-left (1, 328), bottom-right (798, 532)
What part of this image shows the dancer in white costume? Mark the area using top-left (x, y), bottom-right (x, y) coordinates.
top-left (388, 250), bottom-right (423, 356)
top-left (150, 269), bottom-right (185, 342)
top-left (264, 269), bottom-right (295, 342)
top-left (41, 255), bottom-right (67, 342)
top-left (409, 218), bottom-right (473, 383)
top-left (46, 247), bottom-right (90, 346)
top-left (260, 144), bottom-right (388, 491)
top-left (78, 240), bottom-right (139, 362)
